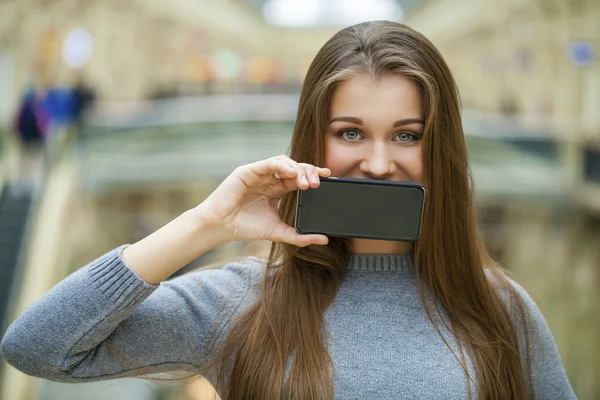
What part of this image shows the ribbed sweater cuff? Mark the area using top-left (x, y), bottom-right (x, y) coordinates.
top-left (87, 245), bottom-right (159, 312)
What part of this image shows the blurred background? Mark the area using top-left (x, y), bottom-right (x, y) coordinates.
top-left (0, 0), bottom-right (598, 399)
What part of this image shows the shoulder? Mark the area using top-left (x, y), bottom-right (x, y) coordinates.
top-left (484, 269), bottom-right (560, 368)
top-left (483, 268), bottom-right (556, 362)
top-left (484, 270), bottom-right (576, 398)
top-left (483, 268), bottom-right (545, 330)
top-left (484, 268), bottom-right (541, 320)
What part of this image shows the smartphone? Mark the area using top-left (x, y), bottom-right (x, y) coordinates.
top-left (295, 177), bottom-right (426, 242)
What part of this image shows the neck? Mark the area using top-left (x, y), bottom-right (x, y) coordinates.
top-left (349, 239), bottom-right (414, 255)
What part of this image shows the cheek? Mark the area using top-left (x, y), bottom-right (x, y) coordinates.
top-left (395, 148), bottom-right (424, 182)
top-left (411, 153), bottom-right (424, 182)
top-left (324, 140), bottom-right (360, 175)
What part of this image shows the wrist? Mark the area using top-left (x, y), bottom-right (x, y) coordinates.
top-left (186, 204), bottom-right (231, 248)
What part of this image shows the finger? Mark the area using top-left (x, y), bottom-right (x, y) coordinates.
top-left (274, 160), bottom-right (307, 190)
top-left (299, 165), bottom-right (331, 177)
top-left (316, 167), bottom-right (331, 177)
top-left (299, 164), bottom-right (332, 188)
top-left (277, 160), bottom-right (307, 192)
top-left (272, 225), bottom-right (329, 247)
top-left (300, 164), bottom-right (323, 188)
top-left (246, 157), bottom-right (298, 182)
top-left (274, 155), bottom-right (298, 178)
top-left (282, 176), bottom-right (300, 192)
top-left (292, 163), bottom-right (310, 190)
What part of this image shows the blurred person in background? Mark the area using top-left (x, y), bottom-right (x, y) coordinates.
top-left (10, 83), bottom-right (48, 193)
top-left (72, 76), bottom-right (96, 134)
top-left (1, 21), bottom-right (577, 400)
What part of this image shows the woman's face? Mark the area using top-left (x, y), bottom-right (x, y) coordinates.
top-left (324, 74), bottom-right (424, 183)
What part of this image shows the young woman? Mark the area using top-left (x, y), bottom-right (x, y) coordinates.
top-left (1, 21), bottom-right (576, 400)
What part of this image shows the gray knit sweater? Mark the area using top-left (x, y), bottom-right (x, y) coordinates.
top-left (1, 245), bottom-right (576, 399)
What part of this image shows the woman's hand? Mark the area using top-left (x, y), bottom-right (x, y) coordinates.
top-left (198, 155), bottom-right (331, 247)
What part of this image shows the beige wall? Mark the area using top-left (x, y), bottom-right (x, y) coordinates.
top-left (408, 0), bottom-right (600, 137)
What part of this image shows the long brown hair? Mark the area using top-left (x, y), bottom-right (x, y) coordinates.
top-left (204, 21), bottom-right (533, 400)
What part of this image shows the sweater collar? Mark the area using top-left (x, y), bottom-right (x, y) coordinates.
top-left (346, 253), bottom-right (415, 273)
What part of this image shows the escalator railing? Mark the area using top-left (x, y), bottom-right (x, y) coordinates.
top-left (0, 184), bottom-right (33, 335)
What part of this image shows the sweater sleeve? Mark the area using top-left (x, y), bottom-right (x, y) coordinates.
top-left (489, 270), bottom-right (578, 399)
top-left (0, 246), bottom-right (264, 383)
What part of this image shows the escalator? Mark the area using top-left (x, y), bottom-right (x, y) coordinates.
top-left (0, 184), bottom-right (33, 335)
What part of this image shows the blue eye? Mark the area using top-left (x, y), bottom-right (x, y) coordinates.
top-left (339, 129), bottom-right (363, 141)
top-left (395, 132), bottom-right (421, 143)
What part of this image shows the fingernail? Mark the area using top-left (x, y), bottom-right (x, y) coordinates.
top-left (309, 174), bottom-right (319, 184)
top-left (301, 176), bottom-right (309, 185)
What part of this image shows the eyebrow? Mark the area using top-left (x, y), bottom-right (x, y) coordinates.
top-left (328, 116), bottom-right (425, 127)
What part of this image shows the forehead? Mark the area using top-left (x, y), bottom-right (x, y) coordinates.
top-left (329, 74), bottom-right (423, 118)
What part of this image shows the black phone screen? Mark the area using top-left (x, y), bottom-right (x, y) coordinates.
top-left (295, 177), bottom-right (426, 242)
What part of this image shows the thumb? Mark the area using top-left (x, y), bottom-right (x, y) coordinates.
top-left (271, 224), bottom-right (329, 247)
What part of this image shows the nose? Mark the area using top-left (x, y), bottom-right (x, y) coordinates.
top-left (360, 142), bottom-right (396, 180)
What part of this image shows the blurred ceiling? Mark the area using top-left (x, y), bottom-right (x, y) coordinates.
top-left (233, 0), bottom-right (425, 26)
top-left (0, 0), bottom-right (426, 50)
top-left (237, 0), bottom-right (424, 14)
top-left (0, 0), bottom-right (533, 65)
